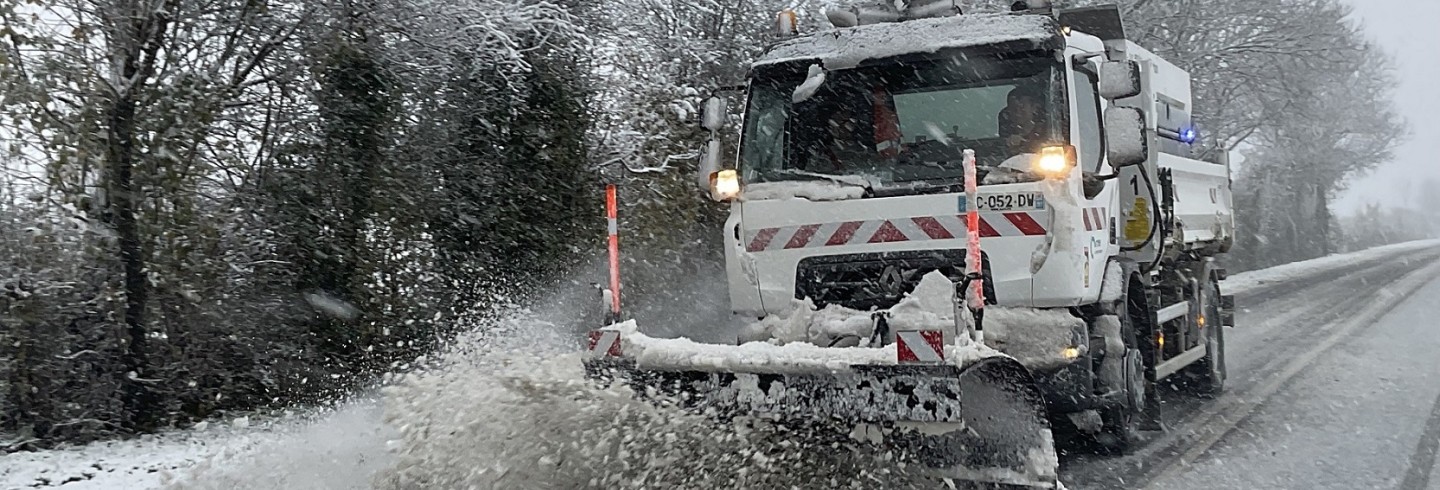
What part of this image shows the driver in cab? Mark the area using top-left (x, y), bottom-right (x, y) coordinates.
top-left (997, 85), bottom-right (1047, 171)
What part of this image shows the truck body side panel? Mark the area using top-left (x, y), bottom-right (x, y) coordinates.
top-left (724, 208), bottom-right (765, 316)
top-left (1159, 153), bottom-right (1234, 248)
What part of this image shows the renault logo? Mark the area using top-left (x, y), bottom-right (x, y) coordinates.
top-left (879, 266), bottom-right (905, 295)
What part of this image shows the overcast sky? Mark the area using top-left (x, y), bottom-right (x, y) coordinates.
top-left (1332, 0), bottom-right (1440, 214)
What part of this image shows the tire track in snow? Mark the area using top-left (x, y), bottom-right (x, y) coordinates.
top-left (1060, 249), bottom-right (1440, 489)
top-left (1137, 256), bottom-right (1440, 489)
top-left (1400, 391), bottom-right (1440, 490)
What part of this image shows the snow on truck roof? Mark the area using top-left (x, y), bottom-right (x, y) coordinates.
top-left (754, 13), bottom-right (1061, 70)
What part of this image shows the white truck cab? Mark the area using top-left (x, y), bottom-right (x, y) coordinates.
top-left (682, 1), bottom-right (1237, 456)
top-left (705, 10), bottom-right (1232, 321)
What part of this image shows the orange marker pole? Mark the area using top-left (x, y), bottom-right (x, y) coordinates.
top-left (606, 184), bottom-right (621, 323)
top-left (963, 149), bottom-right (984, 343)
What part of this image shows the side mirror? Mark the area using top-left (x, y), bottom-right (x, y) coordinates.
top-left (1104, 107), bottom-right (1148, 167)
top-left (1099, 60), bottom-right (1142, 100)
top-left (701, 97), bottom-right (726, 132)
top-left (696, 139), bottom-right (722, 191)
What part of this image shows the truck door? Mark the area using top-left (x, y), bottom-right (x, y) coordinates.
top-left (1070, 58), bottom-right (1115, 301)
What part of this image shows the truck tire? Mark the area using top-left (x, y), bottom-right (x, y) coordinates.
top-left (1095, 279), bottom-right (1150, 454)
top-left (1180, 275), bottom-right (1226, 396)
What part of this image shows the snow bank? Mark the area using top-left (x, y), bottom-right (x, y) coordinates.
top-left (167, 402), bottom-right (392, 490)
top-left (0, 401), bottom-right (391, 490)
top-left (1, 430), bottom-right (215, 489)
top-left (1221, 239), bottom-right (1440, 296)
top-left (756, 13), bottom-right (1057, 69)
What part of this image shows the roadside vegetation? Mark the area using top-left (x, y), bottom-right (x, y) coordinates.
top-left (0, 0), bottom-right (1410, 447)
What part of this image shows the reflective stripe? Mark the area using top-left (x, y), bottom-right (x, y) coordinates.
top-left (897, 330), bottom-right (945, 363)
top-left (742, 212), bottom-right (1050, 252)
top-left (785, 224), bottom-right (823, 249)
top-left (826, 221), bottom-right (863, 246)
top-left (851, 219), bottom-right (887, 246)
top-left (889, 217), bottom-right (933, 241)
top-left (1003, 212), bottom-right (1047, 236)
top-left (1082, 208), bottom-right (1110, 231)
top-left (587, 330), bottom-right (621, 358)
top-left (747, 228), bottom-right (781, 252)
top-left (805, 222), bottom-right (845, 249)
top-left (911, 216), bottom-right (955, 240)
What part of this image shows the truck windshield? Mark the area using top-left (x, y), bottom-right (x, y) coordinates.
top-left (740, 49), bottom-right (1064, 187)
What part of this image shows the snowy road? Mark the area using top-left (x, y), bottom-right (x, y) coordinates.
top-left (6, 243), bottom-right (1440, 490)
top-left (1062, 246), bottom-right (1440, 489)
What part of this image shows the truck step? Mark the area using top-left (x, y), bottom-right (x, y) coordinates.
top-left (1220, 295), bottom-right (1236, 327)
top-left (1156, 301), bottom-right (1190, 325)
top-left (1154, 344), bottom-right (1207, 380)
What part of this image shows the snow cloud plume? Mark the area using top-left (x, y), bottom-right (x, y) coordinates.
top-left (371, 306), bottom-right (943, 488)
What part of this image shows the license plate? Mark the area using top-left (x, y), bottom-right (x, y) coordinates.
top-left (958, 192), bottom-right (1046, 212)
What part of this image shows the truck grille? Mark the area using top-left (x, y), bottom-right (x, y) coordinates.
top-left (795, 250), bottom-right (994, 311)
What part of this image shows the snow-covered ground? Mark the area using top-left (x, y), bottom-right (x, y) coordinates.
top-left (3, 239), bottom-right (1436, 490)
top-left (373, 319), bottom-right (937, 489)
top-left (1, 401), bottom-right (391, 490)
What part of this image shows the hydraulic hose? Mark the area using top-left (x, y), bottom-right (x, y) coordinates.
top-left (1120, 166), bottom-right (1166, 273)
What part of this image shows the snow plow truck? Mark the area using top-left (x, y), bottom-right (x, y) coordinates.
top-left (585, 1), bottom-right (1236, 487)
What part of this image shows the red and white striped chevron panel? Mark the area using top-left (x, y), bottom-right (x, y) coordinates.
top-left (744, 212), bottom-right (1048, 253)
top-left (587, 330), bottom-right (622, 358)
top-left (1081, 207), bottom-right (1109, 232)
top-left (896, 330), bottom-right (945, 364)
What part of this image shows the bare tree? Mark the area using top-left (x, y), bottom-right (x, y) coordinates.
top-left (0, 0), bottom-right (308, 431)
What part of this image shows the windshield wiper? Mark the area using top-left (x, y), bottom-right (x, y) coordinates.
top-left (869, 179), bottom-right (965, 198)
top-left (772, 168), bottom-right (875, 190)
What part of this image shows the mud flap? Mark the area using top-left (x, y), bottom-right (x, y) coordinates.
top-left (585, 357), bottom-right (1058, 488)
top-left (1220, 294), bottom-right (1235, 327)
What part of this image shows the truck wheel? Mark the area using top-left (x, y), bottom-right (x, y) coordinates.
top-left (1095, 284), bottom-right (1149, 454)
top-left (1181, 276), bottom-right (1227, 396)
top-left (1095, 348), bottom-right (1144, 454)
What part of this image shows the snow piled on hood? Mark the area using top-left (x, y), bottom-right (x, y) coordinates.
top-left (756, 12), bottom-right (1057, 69)
top-left (743, 181), bottom-right (867, 201)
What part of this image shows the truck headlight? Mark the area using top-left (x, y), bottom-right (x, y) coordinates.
top-left (711, 169), bottom-right (741, 201)
top-left (1032, 145), bottom-right (1076, 179)
top-left (1062, 347), bottom-right (1079, 360)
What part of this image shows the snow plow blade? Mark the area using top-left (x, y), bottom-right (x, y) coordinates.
top-left (584, 356), bottom-right (1058, 488)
